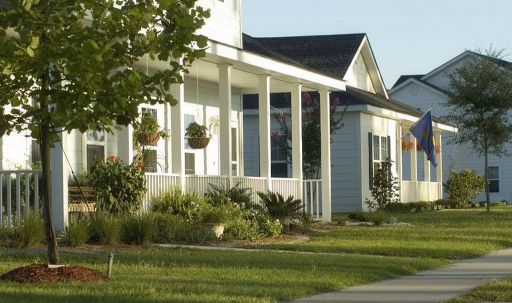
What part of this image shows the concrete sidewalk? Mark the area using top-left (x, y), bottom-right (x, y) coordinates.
top-left (291, 248), bottom-right (512, 303)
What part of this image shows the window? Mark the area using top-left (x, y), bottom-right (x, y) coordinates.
top-left (271, 134), bottom-right (288, 177)
top-left (372, 135), bottom-right (388, 177)
top-left (488, 166), bottom-right (499, 193)
top-left (31, 140), bottom-right (41, 164)
top-left (184, 114), bottom-right (195, 149)
top-left (85, 130), bottom-right (106, 171)
top-left (185, 153), bottom-right (195, 175)
top-left (231, 127), bottom-right (238, 176)
top-left (140, 107), bottom-right (159, 171)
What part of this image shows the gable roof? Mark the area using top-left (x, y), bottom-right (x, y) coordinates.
top-left (243, 33), bottom-right (366, 80)
top-left (392, 75), bottom-right (424, 89)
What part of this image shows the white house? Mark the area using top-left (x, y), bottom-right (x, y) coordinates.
top-left (389, 51), bottom-right (512, 202)
top-left (0, 0), bottom-right (346, 229)
top-left (242, 34), bottom-right (457, 212)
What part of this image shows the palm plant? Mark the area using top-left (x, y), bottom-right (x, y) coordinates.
top-left (257, 191), bottom-right (303, 226)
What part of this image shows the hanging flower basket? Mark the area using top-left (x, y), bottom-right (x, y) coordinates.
top-left (401, 139), bottom-right (414, 152)
top-left (137, 133), bottom-right (160, 146)
top-left (188, 137), bottom-right (210, 149)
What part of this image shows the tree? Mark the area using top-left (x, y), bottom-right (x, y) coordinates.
top-left (443, 169), bottom-right (485, 208)
top-left (273, 92), bottom-right (346, 179)
top-left (446, 49), bottom-right (512, 211)
top-left (0, 0), bottom-right (209, 264)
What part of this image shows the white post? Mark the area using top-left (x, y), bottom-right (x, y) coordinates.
top-left (258, 75), bottom-right (272, 191)
top-left (397, 124), bottom-right (403, 201)
top-left (117, 125), bottom-right (134, 163)
top-left (171, 81), bottom-right (185, 190)
top-left (436, 132), bottom-right (443, 198)
top-left (291, 84), bottom-right (303, 200)
top-left (424, 151), bottom-right (430, 201)
top-left (50, 132), bottom-right (69, 231)
top-left (219, 64), bottom-right (232, 182)
top-left (164, 103), bottom-right (172, 173)
top-left (319, 88), bottom-right (331, 222)
top-left (411, 136), bottom-right (418, 201)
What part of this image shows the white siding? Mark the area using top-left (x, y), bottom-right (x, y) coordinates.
top-left (197, 0), bottom-right (242, 48)
top-left (344, 53), bottom-right (376, 93)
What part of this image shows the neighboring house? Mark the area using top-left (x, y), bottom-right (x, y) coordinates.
top-left (242, 34), bottom-right (456, 212)
top-left (389, 51), bottom-right (512, 202)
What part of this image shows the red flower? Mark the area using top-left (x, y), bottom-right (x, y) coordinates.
top-left (107, 154), bottom-right (118, 162)
top-left (136, 161), bottom-right (145, 169)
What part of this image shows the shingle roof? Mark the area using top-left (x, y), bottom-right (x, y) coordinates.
top-left (243, 33), bottom-right (366, 79)
top-left (391, 75), bottom-right (424, 89)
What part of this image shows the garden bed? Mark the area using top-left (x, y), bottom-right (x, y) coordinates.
top-left (0, 264), bottom-right (104, 283)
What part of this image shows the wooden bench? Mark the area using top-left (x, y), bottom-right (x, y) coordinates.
top-left (68, 186), bottom-right (96, 213)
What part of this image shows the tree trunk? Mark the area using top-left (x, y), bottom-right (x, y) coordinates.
top-left (484, 138), bottom-right (490, 212)
top-left (40, 70), bottom-right (60, 264)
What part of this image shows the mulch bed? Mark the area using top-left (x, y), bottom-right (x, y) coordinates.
top-left (0, 264), bottom-right (105, 283)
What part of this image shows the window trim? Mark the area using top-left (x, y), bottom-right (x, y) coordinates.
top-left (82, 130), bottom-right (107, 172)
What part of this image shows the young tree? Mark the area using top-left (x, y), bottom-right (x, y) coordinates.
top-left (446, 49), bottom-right (512, 211)
top-left (0, 0), bottom-right (209, 264)
top-left (273, 92), bottom-right (346, 179)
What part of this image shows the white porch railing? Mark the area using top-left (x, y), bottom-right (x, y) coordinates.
top-left (272, 178), bottom-right (299, 200)
top-left (232, 176), bottom-right (267, 202)
top-left (185, 175), bottom-right (230, 197)
top-left (401, 181), bottom-right (442, 202)
top-left (144, 174), bottom-right (305, 210)
top-left (0, 169), bottom-right (41, 227)
top-left (303, 179), bottom-right (322, 219)
top-left (144, 173), bottom-right (179, 211)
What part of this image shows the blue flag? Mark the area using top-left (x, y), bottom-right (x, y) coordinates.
top-left (410, 110), bottom-right (437, 167)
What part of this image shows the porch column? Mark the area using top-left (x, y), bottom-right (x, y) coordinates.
top-left (171, 81), bottom-right (185, 190)
top-left (397, 124), bottom-right (403, 201)
top-left (258, 75), bottom-right (272, 191)
top-left (291, 84), bottom-right (303, 200)
top-left (219, 64), bottom-right (232, 182)
top-left (164, 103), bottom-right (171, 173)
top-left (436, 132), bottom-right (443, 198)
top-left (50, 132), bottom-right (68, 230)
top-left (117, 125), bottom-right (134, 163)
top-left (319, 88), bottom-right (331, 222)
top-left (424, 153), bottom-right (430, 200)
top-left (411, 136), bottom-right (418, 202)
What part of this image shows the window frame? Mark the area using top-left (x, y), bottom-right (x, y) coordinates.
top-left (488, 166), bottom-right (499, 193)
top-left (82, 130), bottom-right (107, 172)
top-left (372, 135), bottom-right (388, 177)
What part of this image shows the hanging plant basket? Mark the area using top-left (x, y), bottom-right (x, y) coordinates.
top-left (188, 137), bottom-right (210, 149)
top-left (137, 133), bottom-right (160, 146)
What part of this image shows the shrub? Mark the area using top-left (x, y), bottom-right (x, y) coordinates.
top-left (88, 213), bottom-right (121, 246)
top-left (18, 213), bottom-right (45, 248)
top-left (151, 187), bottom-right (205, 220)
top-left (365, 159), bottom-right (400, 210)
top-left (384, 201), bottom-right (436, 213)
top-left (348, 212), bottom-right (369, 222)
top-left (224, 218), bottom-right (261, 241)
top-left (121, 213), bottom-right (155, 245)
top-left (167, 215), bottom-right (215, 243)
top-left (444, 170), bottom-right (485, 207)
top-left (153, 214), bottom-right (174, 243)
top-left (0, 227), bottom-right (20, 247)
top-left (89, 156), bottom-right (146, 216)
top-left (257, 191), bottom-right (303, 225)
top-left (366, 212), bottom-right (388, 226)
top-left (65, 219), bottom-right (90, 247)
top-left (199, 205), bottom-right (232, 225)
top-left (205, 182), bottom-right (253, 208)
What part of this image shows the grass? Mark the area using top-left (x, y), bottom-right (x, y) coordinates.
top-left (1, 207), bottom-right (512, 302)
top-left (248, 207), bottom-right (512, 260)
top-left (0, 247), bottom-right (443, 303)
top-left (448, 277), bottom-right (512, 302)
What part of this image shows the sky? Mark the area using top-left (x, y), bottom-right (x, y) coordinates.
top-left (242, 0), bottom-right (512, 89)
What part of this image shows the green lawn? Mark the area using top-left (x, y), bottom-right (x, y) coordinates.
top-left (0, 248), bottom-right (443, 303)
top-left (448, 277), bottom-right (512, 303)
top-left (1, 207), bottom-right (512, 303)
top-left (248, 208), bottom-right (512, 260)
